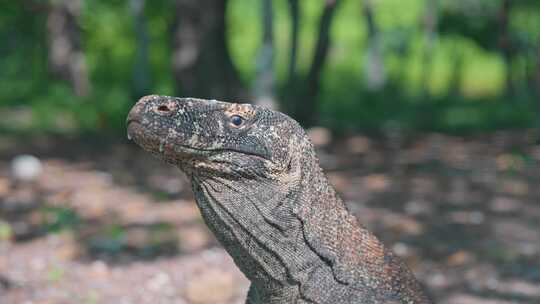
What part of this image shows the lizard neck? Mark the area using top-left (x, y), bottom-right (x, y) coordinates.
top-left (246, 284), bottom-right (300, 303)
top-left (294, 150), bottom-right (391, 290)
top-left (190, 172), bottom-right (326, 296)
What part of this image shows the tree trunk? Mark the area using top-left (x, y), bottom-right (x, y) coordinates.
top-left (253, 0), bottom-right (277, 109)
top-left (281, 0), bottom-right (300, 116)
top-left (47, 0), bottom-right (90, 97)
top-left (171, 0), bottom-right (246, 101)
top-left (287, 0), bottom-right (299, 84)
top-left (532, 46), bottom-right (540, 114)
top-left (363, 0), bottom-right (385, 91)
top-left (130, 0), bottom-right (151, 98)
top-left (449, 46), bottom-right (464, 97)
top-left (421, 0), bottom-right (438, 98)
top-left (498, 0), bottom-right (514, 97)
top-left (295, 0), bottom-right (341, 127)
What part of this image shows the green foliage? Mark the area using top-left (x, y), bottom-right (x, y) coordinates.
top-left (0, 221), bottom-right (13, 241)
top-left (438, 1), bottom-right (502, 51)
top-left (88, 224), bottom-right (126, 255)
top-left (40, 206), bottom-right (81, 233)
top-left (0, 3), bottom-right (48, 105)
top-left (0, 0), bottom-right (539, 135)
top-left (85, 222), bottom-right (178, 258)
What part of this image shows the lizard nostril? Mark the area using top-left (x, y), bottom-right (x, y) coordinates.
top-left (157, 105), bottom-right (170, 112)
top-left (151, 99), bottom-right (176, 116)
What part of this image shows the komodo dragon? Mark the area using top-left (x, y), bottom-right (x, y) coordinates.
top-left (126, 95), bottom-right (432, 304)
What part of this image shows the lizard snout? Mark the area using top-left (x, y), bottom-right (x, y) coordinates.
top-left (127, 95), bottom-right (177, 124)
top-left (126, 101), bottom-right (144, 125)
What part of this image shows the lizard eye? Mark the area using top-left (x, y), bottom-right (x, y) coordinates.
top-left (230, 115), bottom-right (244, 127)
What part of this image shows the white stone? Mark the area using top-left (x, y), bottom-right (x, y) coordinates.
top-left (11, 154), bottom-right (43, 182)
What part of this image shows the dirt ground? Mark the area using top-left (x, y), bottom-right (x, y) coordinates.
top-left (1, 130), bottom-right (539, 303)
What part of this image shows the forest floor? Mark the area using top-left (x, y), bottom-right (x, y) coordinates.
top-left (0, 130), bottom-right (540, 304)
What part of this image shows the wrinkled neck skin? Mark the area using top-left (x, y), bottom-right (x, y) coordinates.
top-left (184, 147), bottom-right (334, 303)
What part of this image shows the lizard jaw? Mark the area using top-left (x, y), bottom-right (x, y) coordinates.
top-left (127, 120), bottom-right (159, 153)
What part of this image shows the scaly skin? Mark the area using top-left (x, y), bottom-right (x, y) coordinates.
top-left (126, 95), bottom-right (432, 304)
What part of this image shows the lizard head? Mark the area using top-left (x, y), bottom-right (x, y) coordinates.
top-left (126, 95), bottom-right (307, 179)
top-left (127, 95), bottom-right (324, 284)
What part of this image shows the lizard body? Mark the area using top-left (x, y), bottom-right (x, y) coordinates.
top-left (127, 95), bottom-right (432, 304)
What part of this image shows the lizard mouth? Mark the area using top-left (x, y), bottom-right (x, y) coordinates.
top-left (126, 119), bottom-right (138, 138)
top-left (126, 119), bottom-right (143, 142)
top-left (127, 120), bottom-right (271, 166)
top-left (127, 120), bottom-right (211, 163)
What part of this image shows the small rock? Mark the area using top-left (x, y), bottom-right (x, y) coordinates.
top-left (11, 154), bottom-right (43, 182)
top-left (392, 242), bottom-right (409, 256)
top-left (146, 272), bottom-right (171, 293)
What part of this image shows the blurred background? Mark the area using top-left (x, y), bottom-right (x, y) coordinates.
top-left (1, 0), bottom-right (540, 303)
